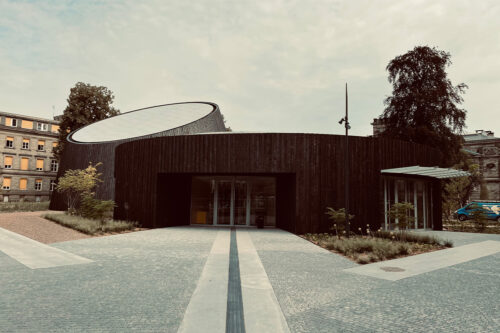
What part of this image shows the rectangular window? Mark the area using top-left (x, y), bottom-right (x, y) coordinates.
top-left (21, 120), bottom-right (33, 129)
top-left (35, 179), bottom-right (42, 191)
top-left (4, 156), bottom-right (13, 169)
top-left (50, 160), bottom-right (58, 172)
top-left (6, 117), bottom-right (17, 127)
top-left (38, 140), bottom-right (45, 151)
top-left (19, 178), bottom-right (27, 190)
top-left (2, 177), bottom-right (11, 190)
top-left (51, 125), bottom-right (60, 133)
top-left (50, 180), bottom-right (56, 191)
top-left (36, 159), bottom-right (44, 171)
top-left (21, 157), bottom-right (29, 170)
top-left (37, 123), bottom-right (48, 131)
top-left (52, 141), bottom-right (58, 149)
top-left (22, 138), bottom-right (30, 149)
top-left (6, 136), bottom-right (13, 148)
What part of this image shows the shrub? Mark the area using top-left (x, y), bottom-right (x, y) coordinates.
top-left (325, 207), bottom-right (355, 238)
top-left (44, 213), bottom-right (136, 235)
top-left (0, 201), bottom-right (50, 213)
top-left (78, 192), bottom-right (115, 222)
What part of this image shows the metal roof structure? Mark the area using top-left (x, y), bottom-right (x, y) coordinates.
top-left (381, 166), bottom-right (470, 179)
top-left (70, 102), bottom-right (216, 143)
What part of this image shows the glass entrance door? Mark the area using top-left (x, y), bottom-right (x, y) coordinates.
top-left (216, 180), bottom-right (232, 225)
top-left (233, 180), bottom-right (248, 225)
top-left (190, 176), bottom-right (276, 227)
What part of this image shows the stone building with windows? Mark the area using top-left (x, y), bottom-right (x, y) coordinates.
top-left (0, 112), bottom-right (59, 202)
top-left (463, 130), bottom-right (500, 200)
top-left (371, 119), bottom-right (500, 201)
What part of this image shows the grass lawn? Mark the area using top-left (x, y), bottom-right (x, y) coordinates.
top-left (443, 219), bottom-right (500, 234)
top-left (302, 231), bottom-right (453, 264)
top-left (44, 213), bottom-right (138, 235)
top-left (0, 201), bottom-right (50, 213)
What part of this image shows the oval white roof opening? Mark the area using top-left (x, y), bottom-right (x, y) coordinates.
top-left (70, 102), bottom-right (215, 143)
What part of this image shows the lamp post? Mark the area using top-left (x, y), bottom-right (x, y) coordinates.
top-left (339, 83), bottom-right (350, 237)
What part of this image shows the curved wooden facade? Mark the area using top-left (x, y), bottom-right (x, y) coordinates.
top-left (113, 133), bottom-right (442, 234)
top-left (50, 102), bottom-right (226, 210)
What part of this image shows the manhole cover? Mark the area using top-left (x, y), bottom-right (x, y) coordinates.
top-left (380, 266), bottom-right (405, 272)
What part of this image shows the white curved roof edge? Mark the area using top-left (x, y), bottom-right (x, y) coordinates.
top-left (381, 166), bottom-right (470, 179)
top-left (70, 102), bottom-right (216, 143)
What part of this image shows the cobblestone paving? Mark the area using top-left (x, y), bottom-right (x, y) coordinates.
top-left (1, 227), bottom-right (499, 332)
top-left (0, 227), bottom-right (217, 332)
top-left (251, 229), bottom-right (500, 333)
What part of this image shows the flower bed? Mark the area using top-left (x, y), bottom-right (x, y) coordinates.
top-left (301, 232), bottom-right (452, 264)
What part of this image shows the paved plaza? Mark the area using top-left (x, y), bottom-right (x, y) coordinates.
top-left (0, 226), bottom-right (499, 332)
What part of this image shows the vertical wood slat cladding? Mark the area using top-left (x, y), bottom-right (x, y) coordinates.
top-left (50, 105), bottom-right (226, 210)
top-left (114, 133), bottom-right (441, 234)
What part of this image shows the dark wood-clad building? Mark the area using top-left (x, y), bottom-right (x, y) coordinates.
top-left (113, 133), bottom-right (443, 234)
top-left (53, 101), bottom-right (469, 234)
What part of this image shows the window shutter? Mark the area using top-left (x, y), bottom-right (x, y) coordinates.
top-left (36, 159), bottom-right (44, 169)
top-left (4, 156), bottom-right (12, 166)
top-left (19, 178), bottom-right (27, 190)
top-left (21, 158), bottom-right (29, 170)
top-left (21, 120), bottom-right (33, 129)
top-left (3, 178), bottom-right (11, 187)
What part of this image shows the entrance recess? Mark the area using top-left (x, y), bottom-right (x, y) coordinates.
top-left (190, 176), bottom-right (276, 227)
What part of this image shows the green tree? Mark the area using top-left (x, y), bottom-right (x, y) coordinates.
top-left (54, 82), bottom-right (120, 158)
top-left (442, 162), bottom-right (480, 220)
top-left (325, 207), bottom-right (354, 239)
top-left (55, 163), bottom-right (103, 213)
top-left (378, 46), bottom-right (468, 166)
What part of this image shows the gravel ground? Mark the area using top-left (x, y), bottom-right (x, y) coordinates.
top-left (0, 210), bottom-right (90, 244)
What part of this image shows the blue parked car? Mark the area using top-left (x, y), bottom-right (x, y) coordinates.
top-left (456, 201), bottom-right (500, 222)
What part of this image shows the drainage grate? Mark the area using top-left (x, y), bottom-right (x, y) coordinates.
top-left (380, 266), bottom-right (405, 272)
top-left (226, 227), bottom-right (245, 333)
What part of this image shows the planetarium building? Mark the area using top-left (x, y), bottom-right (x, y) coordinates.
top-left (51, 102), bottom-right (467, 234)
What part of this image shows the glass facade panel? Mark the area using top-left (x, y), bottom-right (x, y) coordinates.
top-left (233, 180), bottom-right (247, 226)
top-left (383, 177), bottom-right (432, 230)
top-left (416, 181), bottom-right (425, 229)
top-left (190, 177), bottom-right (214, 225)
top-left (387, 179), bottom-right (395, 229)
top-left (216, 181), bottom-right (232, 225)
top-left (249, 177), bottom-right (276, 227)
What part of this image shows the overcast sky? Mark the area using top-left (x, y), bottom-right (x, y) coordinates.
top-left (0, 0), bottom-right (498, 137)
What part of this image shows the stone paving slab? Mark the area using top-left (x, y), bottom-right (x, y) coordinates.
top-left (178, 229), bottom-right (230, 333)
top-left (0, 226), bottom-right (93, 269)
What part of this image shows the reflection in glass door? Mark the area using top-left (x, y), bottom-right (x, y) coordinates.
top-left (216, 180), bottom-right (232, 225)
top-left (233, 180), bottom-right (248, 225)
